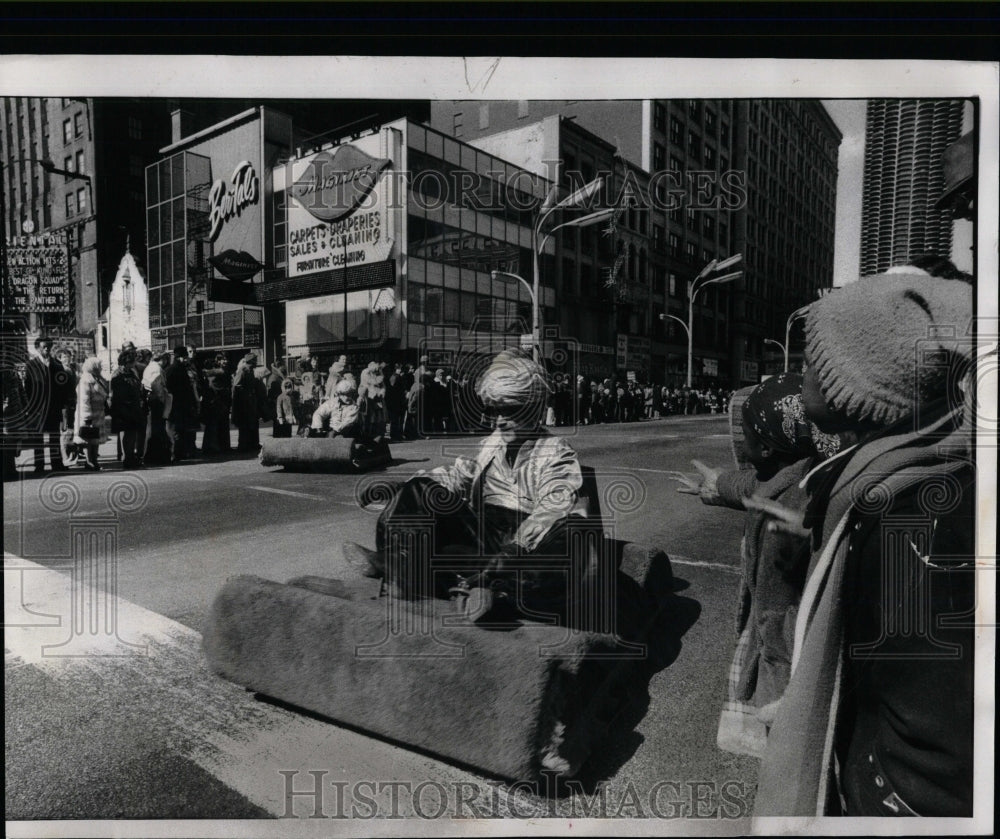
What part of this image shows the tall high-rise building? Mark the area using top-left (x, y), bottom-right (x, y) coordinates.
top-left (859, 99), bottom-right (964, 276)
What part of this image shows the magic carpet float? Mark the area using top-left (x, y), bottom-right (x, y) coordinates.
top-left (203, 470), bottom-right (687, 781)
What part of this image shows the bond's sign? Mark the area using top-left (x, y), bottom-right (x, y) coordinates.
top-left (3, 232), bottom-right (71, 312)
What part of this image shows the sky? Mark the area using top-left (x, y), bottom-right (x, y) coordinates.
top-left (822, 99), bottom-right (867, 287)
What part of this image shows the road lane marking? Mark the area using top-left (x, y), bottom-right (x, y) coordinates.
top-left (245, 485), bottom-right (329, 501)
top-left (668, 555), bottom-right (741, 574)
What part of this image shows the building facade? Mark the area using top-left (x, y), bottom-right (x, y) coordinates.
top-left (432, 99), bottom-right (841, 386)
top-left (1, 97), bottom-right (172, 336)
top-left (859, 99), bottom-right (965, 276)
top-left (267, 118), bottom-right (550, 373)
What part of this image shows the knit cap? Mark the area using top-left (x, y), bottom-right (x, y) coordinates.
top-left (803, 273), bottom-right (972, 427)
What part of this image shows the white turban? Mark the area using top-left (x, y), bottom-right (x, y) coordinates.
top-left (476, 351), bottom-right (550, 408)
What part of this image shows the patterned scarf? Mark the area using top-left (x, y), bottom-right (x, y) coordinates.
top-left (742, 372), bottom-right (841, 460)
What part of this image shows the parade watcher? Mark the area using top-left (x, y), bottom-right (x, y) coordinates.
top-left (678, 372), bottom-right (840, 758)
top-left (109, 348), bottom-right (146, 469)
top-left (142, 351), bottom-right (172, 465)
top-left (164, 345), bottom-right (200, 463)
top-left (24, 336), bottom-right (74, 473)
top-left (231, 353), bottom-right (262, 453)
top-left (54, 348), bottom-right (79, 467)
top-left (273, 378), bottom-right (296, 438)
top-left (753, 273), bottom-right (974, 818)
top-left (73, 356), bottom-right (109, 472)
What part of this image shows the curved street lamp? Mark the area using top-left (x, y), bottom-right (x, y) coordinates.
top-left (783, 304), bottom-right (811, 372)
top-left (495, 178), bottom-right (612, 363)
top-left (660, 253), bottom-right (742, 387)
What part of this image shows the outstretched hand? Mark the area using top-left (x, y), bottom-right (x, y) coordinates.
top-left (742, 495), bottom-right (811, 539)
top-left (673, 459), bottom-right (723, 504)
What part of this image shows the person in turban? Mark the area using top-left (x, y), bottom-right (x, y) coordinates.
top-left (344, 350), bottom-right (593, 623)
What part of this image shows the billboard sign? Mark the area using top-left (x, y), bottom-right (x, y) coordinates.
top-left (3, 232), bottom-right (70, 312)
top-left (285, 139), bottom-right (394, 279)
top-left (290, 145), bottom-right (391, 223)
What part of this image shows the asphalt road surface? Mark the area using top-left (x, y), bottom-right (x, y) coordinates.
top-left (6, 414), bottom-right (760, 826)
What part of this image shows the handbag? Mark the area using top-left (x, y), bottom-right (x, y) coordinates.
top-left (77, 423), bottom-right (100, 441)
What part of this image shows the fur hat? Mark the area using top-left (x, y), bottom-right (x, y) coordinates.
top-left (804, 273), bottom-right (972, 428)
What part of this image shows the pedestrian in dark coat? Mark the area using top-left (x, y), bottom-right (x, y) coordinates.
top-left (24, 336), bottom-right (74, 472)
top-left (164, 345), bottom-right (200, 463)
top-left (110, 348), bottom-right (146, 469)
top-left (231, 352), bottom-right (261, 452)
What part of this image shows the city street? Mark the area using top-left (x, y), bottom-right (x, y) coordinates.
top-left (6, 414), bottom-right (759, 823)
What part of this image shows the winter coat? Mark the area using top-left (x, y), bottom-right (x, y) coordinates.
top-left (74, 373), bottom-right (109, 444)
top-left (110, 367), bottom-right (146, 433)
top-left (24, 355), bottom-right (73, 432)
top-left (230, 363), bottom-right (260, 427)
top-left (755, 403), bottom-right (974, 818)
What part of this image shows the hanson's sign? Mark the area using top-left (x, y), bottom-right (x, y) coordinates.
top-left (286, 142), bottom-right (394, 280)
top-left (291, 145), bottom-right (391, 223)
top-left (209, 160), bottom-right (260, 241)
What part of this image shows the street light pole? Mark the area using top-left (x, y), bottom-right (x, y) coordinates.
top-left (673, 254), bottom-right (742, 388)
top-left (763, 337), bottom-right (787, 373)
top-left (784, 304), bottom-right (810, 372)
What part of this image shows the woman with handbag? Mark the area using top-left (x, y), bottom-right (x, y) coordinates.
top-left (74, 356), bottom-right (109, 471)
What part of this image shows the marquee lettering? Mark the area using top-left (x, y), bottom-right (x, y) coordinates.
top-left (208, 161), bottom-right (260, 241)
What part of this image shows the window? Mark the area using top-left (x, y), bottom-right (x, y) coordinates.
top-left (669, 154), bottom-right (683, 174)
top-left (65, 192), bottom-right (76, 217)
top-left (64, 155), bottom-right (73, 172)
top-left (688, 131), bottom-right (701, 159)
top-left (705, 109), bottom-right (716, 133)
top-left (704, 145), bottom-right (716, 167)
top-left (479, 104), bottom-right (489, 130)
top-left (652, 223), bottom-right (665, 251)
top-left (73, 112), bottom-right (83, 138)
top-left (75, 149), bottom-right (85, 175)
top-left (653, 101), bottom-right (666, 131)
top-left (77, 187), bottom-right (87, 213)
top-left (653, 142), bottom-right (666, 171)
top-left (668, 232), bottom-right (679, 257)
top-left (703, 215), bottom-right (715, 238)
top-left (452, 112), bottom-right (463, 137)
top-left (688, 100), bottom-right (701, 118)
top-left (62, 118), bottom-right (72, 144)
top-left (669, 116), bottom-right (683, 145)
top-left (669, 272), bottom-right (677, 296)
top-left (721, 121), bottom-right (730, 145)
top-left (685, 241), bottom-right (696, 262)
top-left (128, 116), bottom-right (142, 139)
top-left (686, 207), bottom-right (698, 232)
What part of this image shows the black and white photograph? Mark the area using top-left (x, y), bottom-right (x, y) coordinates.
top-left (2, 51), bottom-right (996, 837)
